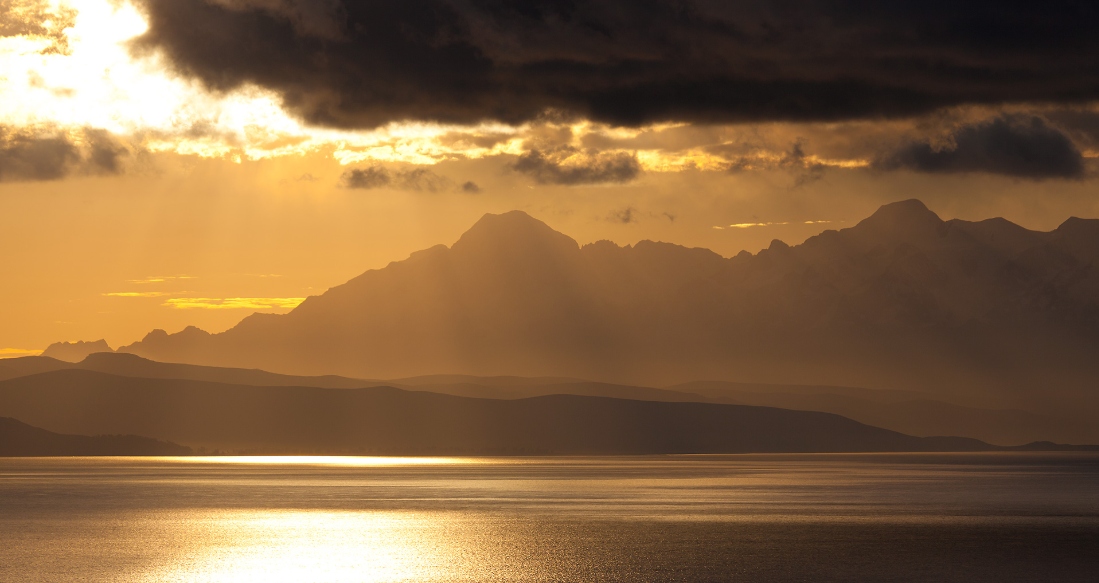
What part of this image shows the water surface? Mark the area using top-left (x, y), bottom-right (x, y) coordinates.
top-left (2, 453), bottom-right (1097, 582)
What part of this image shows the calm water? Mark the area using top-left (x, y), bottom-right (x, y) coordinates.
top-left (1, 453), bottom-right (1097, 582)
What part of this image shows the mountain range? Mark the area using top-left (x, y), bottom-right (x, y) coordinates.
top-left (0, 352), bottom-right (1086, 444)
top-left (0, 366), bottom-right (1032, 455)
top-left (41, 340), bottom-right (112, 363)
top-left (110, 200), bottom-right (1099, 428)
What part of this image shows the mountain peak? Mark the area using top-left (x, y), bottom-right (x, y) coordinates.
top-left (41, 339), bottom-right (112, 363)
top-left (854, 199), bottom-right (943, 237)
top-left (869, 199), bottom-right (940, 222)
top-left (79, 351), bottom-right (150, 366)
top-left (452, 210), bottom-right (579, 255)
top-left (1055, 216), bottom-right (1099, 234)
top-left (1051, 216), bottom-right (1099, 260)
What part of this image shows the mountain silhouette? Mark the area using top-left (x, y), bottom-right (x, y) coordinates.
top-left (41, 339), bottom-right (112, 362)
top-left (0, 369), bottom-right (1025, 454)
top-left (0, 352), bottom-right (1085, 444)
top-left (0, 416), bottom-right (191, 456)
top-left (115, 200), bottom-right (1099, 426)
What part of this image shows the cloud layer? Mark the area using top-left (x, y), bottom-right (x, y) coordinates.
top-left (513, 147), bottom-right (641, 185)
top-left (878, 116), bottom-right (1085, 179)
top-left (0, 0), bottom-right (76, 54)
top-left (340, 164), bottom-right (468, 192)
top-left (135, 0), bottom-right (1099, 128)
top-left (0, 127), bottom-right (128, 182)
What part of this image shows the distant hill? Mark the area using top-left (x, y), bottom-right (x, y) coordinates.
top-left (41, 340), bottom-right (112, 363)
top-left (0, 356), bottom-right (70, 381)
top-left (670, 381), bottom-right (1089, 446)
top-left (389, 376), bottom-right (1090, 445)
top-left (0, 352), bottom-right (374, 388)
top-left (0, 417), bottom-right (192, 456)
top-left (113, 200), bottom-right (1099, 425)
top-left (72, 352), bottom-right (373, 388)
top-left (0, 352), bottom-right (1087, 444)
top-left (0, 369), bottom-right (1009, 455)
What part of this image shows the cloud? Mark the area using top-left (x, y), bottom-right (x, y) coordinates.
top-left (877, 116), bottom-right (1085, 179)
top-left (715, 219), bottom-right (833, 230)
top-left (460, 180), bottom-right (481, 193)
top-left (104, 291), bottom-right (173, 298)
top-left (126, 275), bottom-right (196, 284)
top-left (729, 222), bottom-right (788, 229)
top-left (204, 0), bottom-right (345, 40)
top-left (0, 347), bottom-right (42, 357)
top-left (134, 0), bottom-right (1099, 128)
top-left (340, 165), bottom-right (457, 192)
top-left (163, 297), bottom-right (305, 309)
top-left (340, 166), bottom-right (391, 189)
top-left (396, 167), bottom-right (451, 192)
top-left (607, 207), bottom-right (637, 224)
top-left (84, 129), bottom-right (128, 174)
top-left (0, 0), bottom-right (76, 55)
top-left (726, 141), bottom-right (830, 185)
top-left (1045, 108), bottom-right (1099, 150)
top-left (0, 129), bottom-right (78, 181)
top-left (514, 147), bottom-right (641, 185)
top-left (0, 126), bottom-right (129, 182)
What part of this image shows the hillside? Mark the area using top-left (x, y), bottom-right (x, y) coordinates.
top-left (0, 352), bottom-right (374, 388)
top-left (0, 369), bottom-right (1001, 455)
top-left (0, 417), bottom-right (192, 456)
top-left (0, 352), bottom-right (1084, 443)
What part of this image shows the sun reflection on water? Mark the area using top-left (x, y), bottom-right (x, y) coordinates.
top-left (142, 511), bottom-right (460, 583)
top-left (172, 456), bottom-right (481, 467)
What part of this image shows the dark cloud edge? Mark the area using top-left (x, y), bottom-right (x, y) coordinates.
top-left (132, 0), bottom-right (1099, 130)
top-left (875, 115), bottom-right (1089, 180)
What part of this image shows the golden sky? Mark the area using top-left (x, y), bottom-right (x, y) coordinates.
top-left (2, 0), bottom-right (1099, 353)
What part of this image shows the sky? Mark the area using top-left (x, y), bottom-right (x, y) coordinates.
top-left (2, 0), bottom-right (1099, 354)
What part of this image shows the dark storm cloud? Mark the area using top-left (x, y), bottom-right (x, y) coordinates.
top-left (1045, 109), bottom-right (1099, 150)
top-left (513, 147), bottom-right (641, 185)
top-left (0, 127), bottom-right (128, 182)
top-left (340, 165), bottom-right (458, 192)
top-left (878, 116), bottom-right (1085, 179)
top-left (134, 0), bottom-right (1099, 128)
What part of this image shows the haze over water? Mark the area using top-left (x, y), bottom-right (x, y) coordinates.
top-left (2, 453), bottom-right (1097, 582)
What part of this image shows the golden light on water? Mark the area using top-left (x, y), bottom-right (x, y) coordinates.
top-left (132, 459), bottom-right (496, 582)
top-left (174, 456), bottom-right (481, 467)
top-left (142, 511), bottom-right (460, 583)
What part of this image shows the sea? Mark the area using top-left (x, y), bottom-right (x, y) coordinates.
top-left (1, 453), bottom-right (1097, 582)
